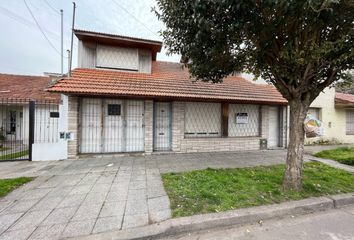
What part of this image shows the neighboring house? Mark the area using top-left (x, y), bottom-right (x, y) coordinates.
top-left (48, 29), bottom-right (288, 158)
top-left (0, 73), bottom-right (68, 161)
top-left (306, 87), bottom-right (354, 144)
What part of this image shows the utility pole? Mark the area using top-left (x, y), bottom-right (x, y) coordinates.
top-left (69, 2), bottom-right (76, 77)
top-left (60, 9), bottom-right (64, 75)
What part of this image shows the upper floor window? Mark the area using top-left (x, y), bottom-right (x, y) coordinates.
top-left (96, 45), bottom-right (139, 71)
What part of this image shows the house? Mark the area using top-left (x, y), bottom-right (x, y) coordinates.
top-left (0, 73), bottom-right (68, 161)
top-left (47, 29), bottom-right (288, 158)
top-left (306, 87), bottom-right (354, 144)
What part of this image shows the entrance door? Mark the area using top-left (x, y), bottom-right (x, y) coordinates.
top-left (81, 98), bottom-right (102, 153)
top-left (268, 106), bottom-right (279, 148)
top-left (103, 99), bottom-right (124, 153)
top-left (154, 102), bottom-right (172, 151)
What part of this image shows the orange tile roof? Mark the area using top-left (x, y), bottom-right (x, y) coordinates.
top-left (335, 92), bottom-right (354, 105)
top-left (48, 61), bottom-right (287, 105)
top-left (0, 73), bottom-right (60, 102)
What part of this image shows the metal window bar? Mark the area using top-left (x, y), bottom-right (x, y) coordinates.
top-left (228, 104), bottom-right (261, 137)
top-left (346, 110), bottom-right (354, 135)
top-left (79, 97), bottom-right (145, 154)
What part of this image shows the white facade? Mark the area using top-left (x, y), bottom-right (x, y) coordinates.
top-left (306, 87), bottom-right (354, 144)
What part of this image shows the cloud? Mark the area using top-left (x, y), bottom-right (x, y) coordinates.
top-left (0, 0), bottom-right (180, 75)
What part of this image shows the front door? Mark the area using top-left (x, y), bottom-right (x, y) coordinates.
top-left (268, 106), bottom-right (279, 148)
top-left (154, 102), bottom-right (172, 151)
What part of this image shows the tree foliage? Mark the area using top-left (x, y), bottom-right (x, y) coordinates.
top-left (155, 0), bottom-right (354, 103)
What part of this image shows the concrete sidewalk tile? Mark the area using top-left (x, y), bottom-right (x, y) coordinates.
top-left (21, 188), bottom-right (52, 200)
top-left (3, 199), bottom-right (39, 214)
top-left (92, 216), bottom-right (123, 233)
top-left (127, 189), bottom-right (146, 200)
top-left (82, 192), bottom-right (107, 205)
top-left (90, 183), bottom-right (111, 193)
top-left (0, 227), bottom-right (36, 240)
top-left (122, 214), bottom-right (149, 229)
top-left (130, 175), bottom-right (146, 181)
top-left (30, 197), bottom-right (63, 212)
top-left (46, 186), bottom-right (73, 198)
top-left (57, 194), bottom-right (86, 208)
top-left (69, 185), bottom-right (93, 195)
top-left (99, 201), bottom-right (126, 218)
top-left (0, 213), bottom-right (23, 234)
top-left (129, 180), bottom-right (147, 190)
top-left (125, 200), bottom-right (148, 215)
top-left (40, 207), bottom-right (78, 226)
top-left (106, 191), bottom-right (128, 202)
top-left (61, 220), bottom-right (95, 238)
top-left (148, 196), bottom-right (170, 211)
top-left (27, 223), bottom-right (66, 240)
top-left (71, 203), bottom-right (102, 221)
top-left (9, 210), bottom-right (51, 231)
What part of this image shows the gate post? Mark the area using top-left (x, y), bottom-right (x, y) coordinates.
top-left (28, 100), bottom-right (35, 161)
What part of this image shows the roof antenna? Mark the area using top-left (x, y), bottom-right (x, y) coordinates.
top-left (68, 2), bottom-right (76, 77)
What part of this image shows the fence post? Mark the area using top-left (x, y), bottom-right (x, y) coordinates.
top-left (28, 101), bottom-right (35, 161)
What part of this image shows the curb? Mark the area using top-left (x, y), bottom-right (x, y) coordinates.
top-left (70, 193), bottom-right (354, 240)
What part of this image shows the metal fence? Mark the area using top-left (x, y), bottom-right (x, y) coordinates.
top-left (0, 98), bottom-right (60, 161)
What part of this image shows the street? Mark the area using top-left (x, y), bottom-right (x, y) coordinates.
top-left (165, 205), bottom-right (354, 240)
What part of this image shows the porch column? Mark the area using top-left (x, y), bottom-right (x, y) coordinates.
top-left (68, 96), bottom-right (79, 158)
top-left (144, 100), bottom-right (153, 154)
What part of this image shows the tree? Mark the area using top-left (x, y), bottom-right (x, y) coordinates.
top-left (155, 0), bottom-right (354, 190)
top-left (335, 71), bottom-right (354, 94)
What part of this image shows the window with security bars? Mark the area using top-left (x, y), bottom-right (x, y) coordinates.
top-left (228, 104), bottom-right (260, 137)
top-left (346, 110), bottom-right (354, 135)
top-left (184, 102), bottom-right (221, 137)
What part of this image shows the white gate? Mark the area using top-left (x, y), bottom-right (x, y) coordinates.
top-left (80, 98), bottom-right (144, 153)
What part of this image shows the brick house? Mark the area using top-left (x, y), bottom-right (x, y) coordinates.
top-left (48, 29), bottom-right (288, 158)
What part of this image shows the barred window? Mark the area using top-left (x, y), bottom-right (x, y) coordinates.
top-left (184, 102), bottom-right (221, 137)
top-left (346, 110), bottom-right (354, 135)
top-left (228, 104), bottom-right (260, 137)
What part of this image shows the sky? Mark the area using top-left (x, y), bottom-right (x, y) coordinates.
top-left (0, 0), bottom-right (181, 76)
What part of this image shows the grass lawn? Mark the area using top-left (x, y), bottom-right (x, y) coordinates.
top-left (0, 150), bottom-right (29, 161)
top-left (314, 147), bottom-right (354, 166)
top-left (0, 177), bottom-right (33, 198)
top-left (162, 162), bottom-right (354, 217)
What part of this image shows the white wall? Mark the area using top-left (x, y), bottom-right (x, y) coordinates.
top-left (32, 94), bottom-right (68, 161)
top-left (306, 87), bottom-right (354, 144)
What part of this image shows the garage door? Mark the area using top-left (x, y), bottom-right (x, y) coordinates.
top-left (80, 98), bottom-right (144, 153)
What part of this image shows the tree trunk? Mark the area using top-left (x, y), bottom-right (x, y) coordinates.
top-left (283, 99), bottom-right (310, 191)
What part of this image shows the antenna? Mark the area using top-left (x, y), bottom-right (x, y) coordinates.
top-left (60, 9), bottom-right (63, 75)
top-left (69, 2), bottom-right (76, 77)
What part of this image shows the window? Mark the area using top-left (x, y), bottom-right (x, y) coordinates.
top-left (346, 110), bottom-right (354, 135)
top-left (184, 102), bottom-right (221, 137)
top-left (228, 104), bottom-right (260, 137)
top-left (96, 45), bottom-right (138, 70)
top-left (308, 108), bottom-right (320, 120)
top-left (107, 104), bottom-right (121, 116)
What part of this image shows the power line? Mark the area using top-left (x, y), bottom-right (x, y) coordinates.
top-left (43, 0), bottom-right (60, 15)
top-left (111, 0), bottom-right (159, 38)
top-left (23, 0), bottom-right (61, 56)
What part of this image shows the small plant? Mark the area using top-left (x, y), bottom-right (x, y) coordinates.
top-left (0, 127), bottom-right (5, 148)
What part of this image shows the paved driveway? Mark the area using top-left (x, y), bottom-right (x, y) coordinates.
top-left (0, 150), bottom-right (287, 239)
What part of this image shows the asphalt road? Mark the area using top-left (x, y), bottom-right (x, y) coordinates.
top-left (165, 205), bottom-right (354, 240)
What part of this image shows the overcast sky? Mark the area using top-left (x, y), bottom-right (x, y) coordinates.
top-left (0, 0), bottom-right (181, 76)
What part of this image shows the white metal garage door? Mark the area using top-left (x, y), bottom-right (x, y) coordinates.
top-left (80, 98), bottom-right (144, 153)
top-left (268, 106), bottom-right (279, 148)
